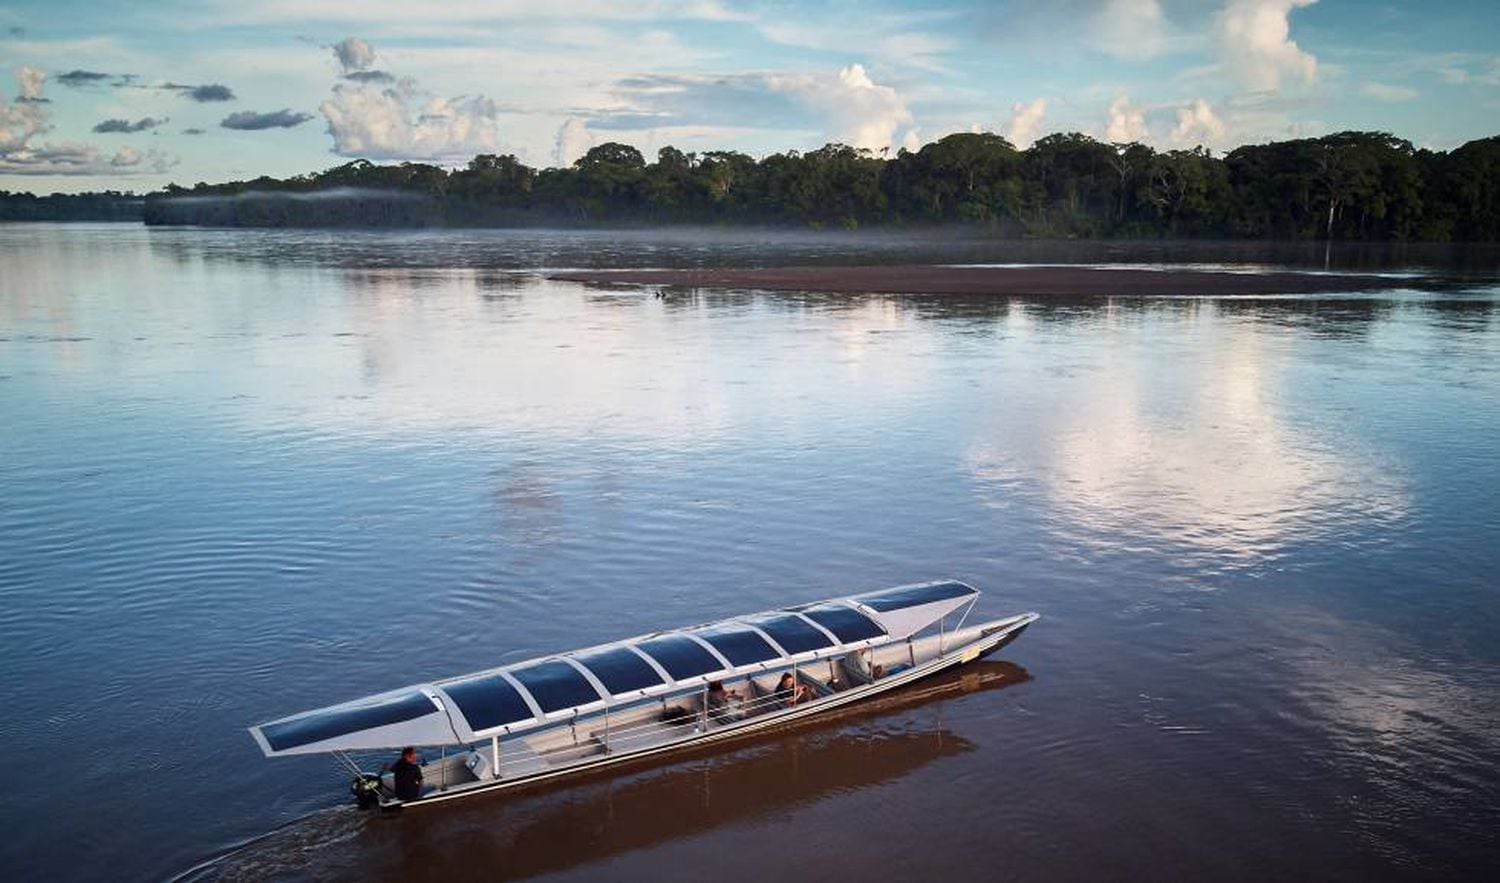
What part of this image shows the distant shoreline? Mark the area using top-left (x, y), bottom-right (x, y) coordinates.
top-left (10, 131), bottom-right (1498, 241)
top-left (550, 265), bottom-right (1415, 297)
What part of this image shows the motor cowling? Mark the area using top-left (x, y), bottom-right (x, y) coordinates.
top-left (350, 773), bottom-right (383, 810)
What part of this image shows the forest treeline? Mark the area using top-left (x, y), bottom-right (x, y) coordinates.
top-left (0, 190), bottom-right (144, 222)
top-left (7, 130), bottom-right (1500, 240)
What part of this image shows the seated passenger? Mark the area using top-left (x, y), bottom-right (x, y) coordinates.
top-left (773, 672), bottom-right (816, 707)
top-left (772, 672), bottom-right (795, 707)
top-left (705, 680), bottom-right (746, 721)
top-left (843, 650), bottom-right (885, 682)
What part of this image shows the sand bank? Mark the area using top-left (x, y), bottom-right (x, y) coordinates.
top-left (551, 265), bottom-right (1409, 296)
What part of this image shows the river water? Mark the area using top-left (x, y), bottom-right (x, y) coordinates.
top-left (2, 225), bottom-right (1498, 881)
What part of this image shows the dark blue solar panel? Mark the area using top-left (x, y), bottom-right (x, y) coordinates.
top-left (574, 647), bottom-right (665, 694)
top-left (636, 635), bottom-right (724, 680)
top-left (262, 691), bottom-right (436, 752)
top-left (748, 614), bottom-right (833, 654)
top-left (510, 660), bottom-right (604, 714)
top-left (859, 581), bottom-right (976, 612)
top-left (801, 604), bottom-right (886, 642)
top-left (441, 676), bottom-right (536, 731)
top-left (694, 626), bottom-right (782, 666)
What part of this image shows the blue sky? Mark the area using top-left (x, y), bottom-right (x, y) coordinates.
top-left (2, 0), bottom-right (1498, 193)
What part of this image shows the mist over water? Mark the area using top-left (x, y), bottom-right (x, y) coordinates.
top-left (158, 187), bottom-right (427, 205)
top-left (2, 224), bottom-right (1498, 881)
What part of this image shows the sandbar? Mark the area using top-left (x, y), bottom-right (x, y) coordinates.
top-left (550, 265), bottom-right (1410, 297)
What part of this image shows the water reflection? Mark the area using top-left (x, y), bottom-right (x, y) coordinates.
top-left (968, 300), bottom-right (1411, 567)
top-left (128, 225), bottom-right (1500, 275)
top-left (1418, 296), bottom-right (1497, 334)
top-left (4, 225), bottom-right (1499, 881)
top-left (1215, 296), bottom-right (1395, 338)
top-left (198, 662), bottom-right (1030, 881)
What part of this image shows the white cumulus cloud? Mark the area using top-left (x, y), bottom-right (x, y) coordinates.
top-left (597, 64), bottom-right (915, 154)
top-left (554, 117), bottom-right (593, 166)
top-left (768, 63), bottom-right (913, 152)
top-left (319, 37), bottom-right (505, 161)
top-left (1105, 95), bottom-right (1149, 143)
top-left (1215, 0), bottom-right (1318, 92)
top-left (1004, 97), bottom-right (1047, 148)
top-left (2, 86), bottom-right (50, 153)
top-left (1170, 98), bottom-right (1226, 147)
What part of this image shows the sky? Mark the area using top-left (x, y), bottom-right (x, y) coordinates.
top-left (2, 0), bottom-right (1498, 194)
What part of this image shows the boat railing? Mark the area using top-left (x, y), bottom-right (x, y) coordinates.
top-left (458, 633), bottom-right (987, 785)
top-left (470, 682), bottom-right (837, 780)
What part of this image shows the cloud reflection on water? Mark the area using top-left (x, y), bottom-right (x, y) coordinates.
top-left (231, 270), bottom-right (950, 453)
top-left (968, 300), bottom-right (1410, 569)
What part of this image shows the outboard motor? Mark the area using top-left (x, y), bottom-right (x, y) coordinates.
top-left (350, 773), bottom-right (383, 810)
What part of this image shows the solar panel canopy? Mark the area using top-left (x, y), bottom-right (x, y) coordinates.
top-left (260, 691), bottom-right (439, 753)
top-left (441, 675), bottom-right (536, 732)
top-left (574, 647), bottom-right (665, 694)
top-left (857, 580), bottom-right (976, 612)
top-left (800, 604), bottom-right (887, 642)
top-left (693, 625), bottom-right (783, 666)
top-left (510, 660), bottom-right (604, 714)
top-left (635, 635), bottom-right (724, 680)
top-left (251, 580), bottom-right (985, 755)
top-left (748, 614), bottom-right (833, 654)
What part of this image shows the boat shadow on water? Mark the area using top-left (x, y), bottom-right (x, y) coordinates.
top-left (189, 660), bottom-right (1031, 882)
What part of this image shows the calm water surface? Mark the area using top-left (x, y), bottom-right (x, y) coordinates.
top-left (2, 225), bottom-right (1498, 881)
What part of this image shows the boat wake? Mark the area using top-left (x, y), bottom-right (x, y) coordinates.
top-left (170, 806), bottom-right (367, 883)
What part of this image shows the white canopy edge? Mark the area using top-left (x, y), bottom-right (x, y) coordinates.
top-left (853, 593), bottom-right (976, 641)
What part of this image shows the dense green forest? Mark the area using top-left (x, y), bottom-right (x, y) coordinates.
top-left (7, 130), bottom-right (1500, 239)
top-left (0, 190), bottom-right (144, 221)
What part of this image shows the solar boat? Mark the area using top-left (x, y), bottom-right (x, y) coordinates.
top-left (249, 579), bottom-right (1038, 810)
